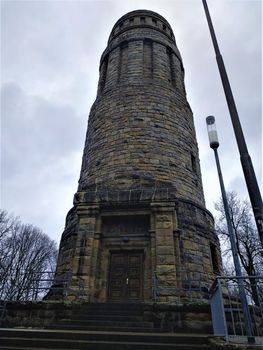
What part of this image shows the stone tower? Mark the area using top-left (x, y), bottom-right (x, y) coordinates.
top-left (55, 10), bottom-right (222, 303)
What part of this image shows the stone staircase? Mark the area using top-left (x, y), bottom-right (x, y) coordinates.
top-left (0, 302), bottom-right (215, 349)
top-left (50, 302), bottom-right (155, 332)
top-left (1, 302), bottom-right (260, 349)
top-left (0, 328), bottom-right (213, 349)
top-left (47, 302), bottom-right (216, 334)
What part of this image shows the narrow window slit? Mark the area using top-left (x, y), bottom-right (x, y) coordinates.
top-left (191, 154), bottom-right (197, 172)
top-left (210, 243), bottom-right (220, 273)
top-left (166, 47), bottom-right (176, 87)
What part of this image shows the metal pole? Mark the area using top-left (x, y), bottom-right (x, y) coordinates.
top-left (213, 147), bottom-right (255, 343)
top-left (202, 0), bottom-right (263, 248)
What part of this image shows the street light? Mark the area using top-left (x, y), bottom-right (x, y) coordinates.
top-left (206, 115), bottom-right (254, 343)
top-left (202, 0), bottom-right (263, 248)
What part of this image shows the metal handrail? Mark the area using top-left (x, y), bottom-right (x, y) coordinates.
top-left (0, 271), bottom-right (89, 302)
top-left (210, 276), bottom-right (263, 343)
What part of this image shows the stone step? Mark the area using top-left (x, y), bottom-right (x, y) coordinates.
top-left (70, 309), bottom-right (144, 316)
top-left (57, 319), bottom-right (154, 328)
top-left (0, 329), bottom-right (211, 344)
top-left (0, 341), bottom-right (211, 350)
top-left (49, 325), bottom-right (155, 332)
top-left (0, 336), bottom-right (211, 350)
top-left (69, 314), bottom-right (145, 321)
top-left (72, 303), bottom-right (146, 311)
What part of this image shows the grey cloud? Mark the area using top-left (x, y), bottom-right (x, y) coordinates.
top-left (1, 81), bottom-right (84, 240)
top-left (1, 0), bottom-right (261, 243)
top-left (1, 82), bottom-right (85, 166)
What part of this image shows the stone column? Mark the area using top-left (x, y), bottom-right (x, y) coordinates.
top-left (105, 46), bottom-right (120, 90)
top-left (90, 213), bottom-right (102, 302)
top-left (152, 42), bottom-right (170, 82)
top-left (72, 204), bottom-right (100, 301)
top-left (128, 40), bottom-right (143, 82)
top-left (173, 54), bottom-right (185, 93)
top-left (151, 201), bottom-right (177, 302)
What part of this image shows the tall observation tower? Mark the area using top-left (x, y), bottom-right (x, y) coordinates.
top-left (55, 10), bottom-right (222, 303)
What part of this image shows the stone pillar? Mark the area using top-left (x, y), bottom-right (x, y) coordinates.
top-left (173, 54), bottom-right (185, 93)
top-left (153, 42), bottom-right (170, 82)
top-left (128, 40), bottom-right (143, 82)
top-left (105, 46), bottom-right (120, 90)
top-left (151, 201), bottom-right (177, 302)
top-left (72, 204), bottom-right (100, 301)
top-left (90, 214), bottom-right (102, 302)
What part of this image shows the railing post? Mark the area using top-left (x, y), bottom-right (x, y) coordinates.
top-left (152, 271), bottom-right (159, 303)
top-left (218, 278), bottom-right (229, 342)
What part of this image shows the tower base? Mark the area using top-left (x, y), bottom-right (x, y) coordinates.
top-left (54, 188), bottom-right (221, 303)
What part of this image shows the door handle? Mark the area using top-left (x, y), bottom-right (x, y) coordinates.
top-left (126, 277), bottom-right (129, 285)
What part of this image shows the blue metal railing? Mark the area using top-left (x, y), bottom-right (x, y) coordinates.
top-left (210, 276), bottom-right (263, 344)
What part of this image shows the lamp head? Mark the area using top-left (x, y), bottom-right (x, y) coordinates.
top-left (206, 115), bottom-right (219, 149)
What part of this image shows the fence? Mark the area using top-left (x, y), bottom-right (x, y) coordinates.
top-left (210, 276), bottom-right (263, 344)
top-left (0, 271), bottom-right (89, 326)
top-left (1, 269), bottom-right (262, 344)
top-left (0, 271), bottom-right (88, 302)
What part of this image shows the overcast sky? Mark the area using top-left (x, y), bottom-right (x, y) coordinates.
top-left (1, 0), bottom-right (262, 244)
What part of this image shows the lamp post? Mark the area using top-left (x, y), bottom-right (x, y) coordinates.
top-left (202, 0), bottom-right (263, 248)
top-left (206, 116), bottom-right (254, 343)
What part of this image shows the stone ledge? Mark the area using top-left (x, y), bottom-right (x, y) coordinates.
top-left (74, 187), bottom-right (177, 205)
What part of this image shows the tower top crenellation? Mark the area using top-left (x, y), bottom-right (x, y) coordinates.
top-left (108, 9), bottom-right (175, 44)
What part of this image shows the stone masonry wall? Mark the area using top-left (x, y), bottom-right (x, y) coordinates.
top-left (79, 85), bottom-right (204, 205)
top-left (78, 10), bottom-right (204, 205)
top-left (54, 10), bottom-right (223, 303)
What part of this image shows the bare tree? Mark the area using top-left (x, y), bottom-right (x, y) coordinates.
top-left (0, 209), bottom-right (58, 301)
top-left (215, 191), bottom-right (263, 304)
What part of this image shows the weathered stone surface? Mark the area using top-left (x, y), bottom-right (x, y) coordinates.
top-left (54, 9), bottom-right (222, 304)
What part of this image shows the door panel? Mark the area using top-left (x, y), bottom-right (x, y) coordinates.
top-left (109, 252), bottom-right (143, 301)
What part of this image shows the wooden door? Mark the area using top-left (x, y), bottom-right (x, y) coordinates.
top-left (108, 252), bottom-right (143, 301)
